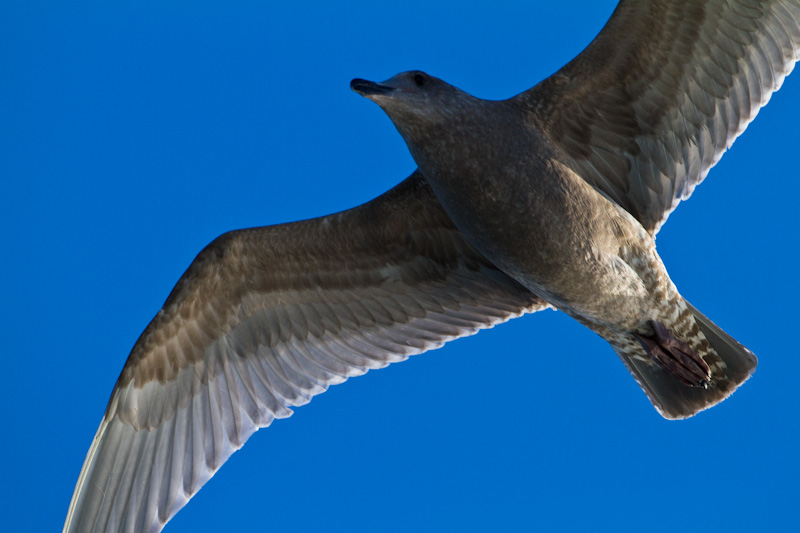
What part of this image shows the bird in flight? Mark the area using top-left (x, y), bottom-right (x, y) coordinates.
top-left (65, 1), bottom-right (800, 531)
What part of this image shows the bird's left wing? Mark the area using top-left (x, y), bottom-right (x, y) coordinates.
top-left (64, 172), bottom-right (546, 533)
top-left (520, 0), bottom-right (800, 233)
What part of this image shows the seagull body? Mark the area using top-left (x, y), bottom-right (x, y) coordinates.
top-left (362, 82), bottom-right (656, 328)
top-left (352, 72), bottom-right (723, 396)
top-left (65, 1), bottom-right (800, 531)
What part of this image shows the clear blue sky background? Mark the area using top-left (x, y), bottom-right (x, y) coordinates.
top-left (3, 1), bottom-right (799, 531)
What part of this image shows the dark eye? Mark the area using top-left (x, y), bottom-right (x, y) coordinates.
top-left (413, 73), bottom-right (427, 87)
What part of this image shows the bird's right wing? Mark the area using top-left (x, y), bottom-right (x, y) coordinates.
top-left (64, 171), bottom-right (547, 533)
top-left (520, 0), bottom-right (800, 233)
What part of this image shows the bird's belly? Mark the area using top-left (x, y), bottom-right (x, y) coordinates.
top-left (429, 163), bottom-right (655, 331)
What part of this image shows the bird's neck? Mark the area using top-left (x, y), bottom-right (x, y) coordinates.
top-left (408, 99), bottom-right (523, 180)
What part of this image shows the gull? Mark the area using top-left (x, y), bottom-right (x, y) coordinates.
top-left (65, 1), bottom-right (800, 531)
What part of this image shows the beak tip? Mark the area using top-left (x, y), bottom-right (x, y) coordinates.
top-left (351, 78), bottom-right (393, 97)
top-left (350, 78), bottom-right (367, 94)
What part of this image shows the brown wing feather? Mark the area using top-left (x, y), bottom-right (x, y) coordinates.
top-left (64, 172), bottom-right (546, 533)
top-left (520, 0), bottom-right (800, 232)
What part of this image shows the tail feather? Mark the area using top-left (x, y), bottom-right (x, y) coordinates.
top-left (614, 302), bottom-right (757, 420)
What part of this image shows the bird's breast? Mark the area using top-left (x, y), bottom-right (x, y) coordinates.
top-left (422, 146), bottom-right (653, 323)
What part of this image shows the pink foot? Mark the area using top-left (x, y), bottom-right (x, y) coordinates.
top-left (635, 321), bottom-right (711, 388)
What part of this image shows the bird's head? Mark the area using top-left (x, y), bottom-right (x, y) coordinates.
top-left (351, 71), bottom-right (479, 153)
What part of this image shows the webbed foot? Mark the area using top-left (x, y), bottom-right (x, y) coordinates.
top-left (635, 320), bottom-right (711, 388)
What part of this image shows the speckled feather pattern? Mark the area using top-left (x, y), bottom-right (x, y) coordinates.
top-left (527, 0), bottom-right (800, 233)
top-left (65, 1), bottom-right (795, 531)
top-left (65, 175), bottom-right (546, 533)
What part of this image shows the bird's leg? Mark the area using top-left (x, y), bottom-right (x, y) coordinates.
top-left (635, 321), bottom-right (711, 388)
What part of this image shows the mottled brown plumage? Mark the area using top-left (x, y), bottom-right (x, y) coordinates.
top-left (66, 1), bottom-right (800, 532)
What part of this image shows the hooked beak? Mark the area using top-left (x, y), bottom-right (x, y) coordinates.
top-left (350, 78), bottom-right (395, 97)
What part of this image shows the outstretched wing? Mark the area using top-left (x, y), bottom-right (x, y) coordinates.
top-left (521, 0), bottom-right (800, 233)
top-left (64, 172), bottom-right (546, 533)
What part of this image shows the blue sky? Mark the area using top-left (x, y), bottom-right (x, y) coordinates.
top-left (3, 1), bottom-right (799, 531)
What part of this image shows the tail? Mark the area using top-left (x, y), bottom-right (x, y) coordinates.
top-left (613, 302), bottom-right (757, 419)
